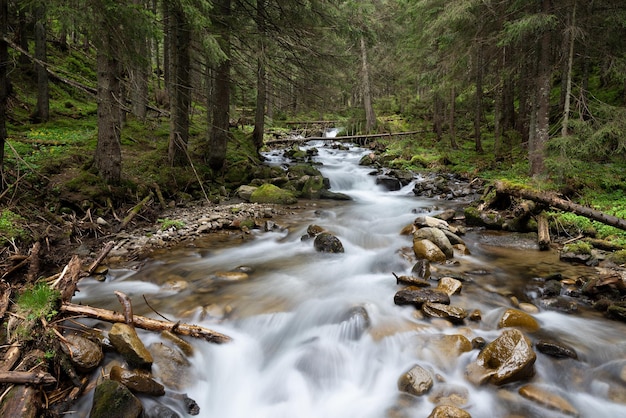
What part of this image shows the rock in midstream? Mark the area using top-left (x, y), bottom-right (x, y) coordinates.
top-left (394, 287), bottom-right (450, 308)
top-left (397, 364), bottom-right (434, 396)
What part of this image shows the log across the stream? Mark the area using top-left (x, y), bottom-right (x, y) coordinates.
top-left (495, 181), bottom-right (626, 231)
top-left (265, 130), bottom-right (424, 146)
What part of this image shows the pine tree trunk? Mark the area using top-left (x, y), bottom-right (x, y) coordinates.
top-left (530, 0), bottom-right (553, 177)
top-left (433, 92), bottom-right (443, 141)
top-left (167, 2), bottom-right (191, 166)
top-left (449, 87), bottom-right (457, 149)
top-left (131, 0), bottom-right (148, 121)
top-left (561, 2), bottom-right (576, 137)
top-left (360, 36), bottom-right (376, 133)
top-left (34, 5), bottom-right (49, 123)
top-left (207, 0), bottom-right (231, 171)
top-left (95, 31), bottom-right (122, 184)
top-left (0, 0), bottom-right (7, 187)
top-left (252, 0), bottom-right (267, 152)
top-left (474, 43), bottom-right (484, 153)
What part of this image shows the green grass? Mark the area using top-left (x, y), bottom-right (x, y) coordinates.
top-left (0, 210), bottom-right (28, 245)
top-left (16, 282), bottom-right (60, 322)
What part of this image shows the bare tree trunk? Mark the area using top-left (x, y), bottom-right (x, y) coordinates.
top-left (130, 0), bottom-right (148, 121)
top-left (474, 43), bottom-right (484, 153)
top-left (207, 0), bottom-right (231, 171)
top-left (0, 0), bottom-right (7, 188)
top-left (561, 1), bottom-right (576, 137)
top-left (530, 0), bottom-right (553, 177)
top-left (167, 1), bottom-right (191, 166)
top-left (34, 5), bottom-right (49, 123)
top-left (252, 0), bottom-right (267, 152)
top-left (433, 92), bottom-right (443, 141)
top-left (449, 87), bottom-right (457, 149)
top-left (360, 36), bottom-right (376, 133)
top-left (95, 28), bottom-right (122, 183)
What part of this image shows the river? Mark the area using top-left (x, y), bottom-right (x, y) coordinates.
top-left (72, 138), bottom-right (626, 417)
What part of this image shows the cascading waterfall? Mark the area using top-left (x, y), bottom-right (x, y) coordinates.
top-left (73, 140), bottom-right (626, 418)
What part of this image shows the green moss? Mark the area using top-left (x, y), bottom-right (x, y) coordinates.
top-left (0, 210), bottom-right (28, 245)
top-left (250, 183), bottom-right (297, 205)
top-left (608, 249), bottom-right (626, 265)
top-left (563, 241), bottom-right (593, 255)
top-left (158, 218), bottom-right (185, 230)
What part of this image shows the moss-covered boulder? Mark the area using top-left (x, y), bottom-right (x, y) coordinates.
top-left (250, 183), bottom-right (297, 205)
top-left (89, 379), bottom-right (143, 418)
top-left (299, 175), bottom-right (326, 198)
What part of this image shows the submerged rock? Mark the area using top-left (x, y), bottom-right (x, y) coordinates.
top-left (466, 329), bottom-right (536, 386)
top-left (90, 379), bottom-right (143, 418)
top-left (149, 342), bottom-right (192, 391)
top-left (518, 384), bottom-right (579, 416)
top-left (397, 364), bottom-right (434, 396)
top-left (314, 232), bottom-right (345, 253)
top-left (535, 339), bottom-right (578, 359)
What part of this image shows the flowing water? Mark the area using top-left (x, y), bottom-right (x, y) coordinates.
top-left (72, 139), bottom-right (626, 418)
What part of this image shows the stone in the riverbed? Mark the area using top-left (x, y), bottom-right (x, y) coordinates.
top-left (89, 379), bottom-right (143, 418)
top-left (147, 404), bottom-right (181, 418)
top-left (394, 287), bottom-right (450, 308)
top-left (411, 259), bottom-right (431, 280)
top-left (213, 271), bottom-right (249, 282)
top-left (422, 302), bottom-right (467, 324)
top-left (397, 364), bottom-right (434, 396)
top-left (498, 308), bottom-right (540, 332)
top-left (61, 333), bottom-right (103, 372)
top-left (109, 365), bottom-right (165, 396)
top-left (428, 384), bottom-right (469, 407)
top-left (414, 215), bottom-right (450, 231)
top-left (414, 227), bottom-right (454, 259)
top-left (428, 334), bottom-right (473, 359)
top-left (413, 239), bottom-right (447, 263)
top-left (376, 174), bottom-right (402, 191)
top-left (161, 330), bottom-right (194, 356)
top-left (149, 342), bottom-right (192, 390)
top-left (236, 185), bottom-right (257, 201)
top-left (607, 304), bottom-right (626, 322)
top-left (518, 384), bottom-right (578, 416)
top-left (314, 232), bottom-right (345, 253)
top-left (108, 323), bottom-right (153, 369)
top-left (540, 296), bottom-right (579, 313)
top-left (535, 339), bottom-right (578, 359)
top-left (250, 183), bottom-right (297, 205)
top-left (471, 337), bottom-right (486, 350)
top-left (437, 277), bottom-right (462, 296)
top-left (466, 329), bottom-right (536, 386)
top-left (395, 274), bottom-right (431, 287)
top-left (306, 224), bottom-right (325, 237)
top-left (427, 405), bottom-right (472, 418)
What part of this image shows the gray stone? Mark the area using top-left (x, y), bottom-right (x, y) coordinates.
top-left (314, 232), bottom-right (345, 253)
top-left (108, 323), bottom-right (153, 369)
top-left (109, 365), bottom-right (165, 396)
top-left (61, 333), bottom-right (103, 372)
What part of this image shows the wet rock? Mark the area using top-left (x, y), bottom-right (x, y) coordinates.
top-left (542, 280), bottom-right (563, 297)
top-left (320, 189), bottom-right (352, 200)
top-left (389, 169), bottom-right (415, 186)
top-left (414, 215), bottom-right (451, 231)
top-left (313, 232), bottom-right (345, 253)
top-left (411, 259), bottom-right (431, 280)
top-left (518, 302), bottom-right (539, 314)
top-left (540, 296), bottom-right (579, 313)
top-left (437, 277), bottom-right (462, 296)
top-left (413, 239), bottom-right (447, 263)
top-left (395, 273), bottom-right (431, 287)
top-left (147, 404), bottom-right (180, 418)
top-left (607, 304), bottom-right (626, 322)
top-left (236, 185), bottom-right (257, 201)
top-left (469, 310), bottom-right (482, 321)
top-left (471, 337), bottom-right (486, 350)
top-left (337, 306), bottom-right (371, 340)
top-left (414, 228), bottom-right (454, 259)
top-left (89, 379), bottom-right (143, 418)
top-left (306, 224), bottom-right (325, 237)
top-left (394, 287), bottom-right (450, 308)
top-left (428, 384), bottom-right (469, 407)
top-left (376, 175), bottom-right (402, 191)
top-left (161, 330), bottom-right (194, 357)
top-left (397, 364), bottom-right (434, 396)
top-left (464, 207), bottom-right (504, 229)
top-left (518, 384), bottom-right (578, 416)
top-left (429, 334), bottom-right (473, 358)
top-left (109, 365), bottom-right (165, 396)
top-left (422, 302), bottom-right (467, 324)
top-left (466, 329), bottom-right (536, 386)
top-left (428, 405), bottom-right (472, 418)
top-left (498, 309), bottom-right (540, 332)
top-left (250, 183), bottom-right (297, 205)
top-left (213, 271), bottom-right (249, 282)
top-left (149, 342), bottom-right (192, 390)
top-left (108, 323), bottom-right (153, 369)
top-left (61, 333), bottom-right (103, 372)
top-left (535, 339), bottom-right (578, 359)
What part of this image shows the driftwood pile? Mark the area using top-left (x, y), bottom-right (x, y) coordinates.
top-left (0, 241), bottom-right (230, 418)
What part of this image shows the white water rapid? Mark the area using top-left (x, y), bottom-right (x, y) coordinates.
top-left (72, 140), bottom-right (626, 418)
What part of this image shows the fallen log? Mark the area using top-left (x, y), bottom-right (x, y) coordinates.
top-left (0, 371), bottom-right (56, 385)
top-left (537, 212), bottom-right (551, 250)
top-left (495, 181), bottom-right (626, 232)
top-left (266, 130), bottom-right (424, 145)
top-left (60, 302), bottom-right (231, 344)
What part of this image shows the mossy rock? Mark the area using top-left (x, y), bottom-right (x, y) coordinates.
top-left (299, 175), bottom-right (326, 199)
top-left (250, 184), bottom-right (297, 205)
top-left (223, 160), bottom-right (255, 185)
top-left (89, 379), bottom-right (143, 418)
top-left (288, 164), bottom-right (323, 177)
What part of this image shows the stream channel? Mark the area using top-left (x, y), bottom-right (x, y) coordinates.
top-left (72, 137), bottom-right (626, 417)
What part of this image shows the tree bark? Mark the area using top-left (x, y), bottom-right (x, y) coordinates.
top-left (474, 42), bottom-right (484, 153)
top-left (0, 371), bottom-right (56, 385)
top-left (34, 5), bottom-right (49, 123)
top-left (360, 36), bottom-right (376, 133)
top-left (448, 87), bottom-right (457, 149)
top-left (0, 0), bottom-right (7, 188)
top-left (131, 0), bottom-right (149, 121)
top-left (95, 25), bottom-right (122, 184)
top-left (252, 0), bottom-right (267, 152)
top-left (530, 0), bottom-right (553, 177)
top-left (495, 181), bottom-right (626, 231)
top-left (207, 0), bottom-right (231, 171)
top-left (537, 212), bottom-right (551, 250)
top-left (561, 1), bottom-right (576, 138)
top-left (167, 1), bottom-right (191, 166)
top-left (61, 302), bottom-right (232, 343)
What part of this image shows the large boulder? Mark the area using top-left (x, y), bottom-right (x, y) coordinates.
top-left (376, 175), bottom-right (402, 191)
top-left (250, 183), bottom-right (297, 205)
top-left (414, 228), bottom-right (454, 259)
top-left (61, 333), bottom-right (103, 372)
top-left (466, 329), bottom-right (536, 386)
top-left (108, 323), bottom-right (153, 369)
top-left (89, 379), bottom-right (143, 418)
top-left (313, 232), bottom-right (345, 253)
top-left (413, 239), bottom-right (447, 263)
top-left (149, 342), bottom-right (192, 391)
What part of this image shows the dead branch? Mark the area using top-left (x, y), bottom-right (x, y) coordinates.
top-left (0, 280), bottom-right (10, 318)
top-left (114, 291), bottom-right (133, 324)
top-left (0, 371), bottom-right (56, 385)
top-left (53, 256), bottom-right (85, 303)
top-left (60, 302), bottom-right (231, 344)
top-left (119, 192), bottom-right (154, 231)
top-left (265, 130), bottom-right (424, 145)
top-left (86, 241), bottom-right (115, 275)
